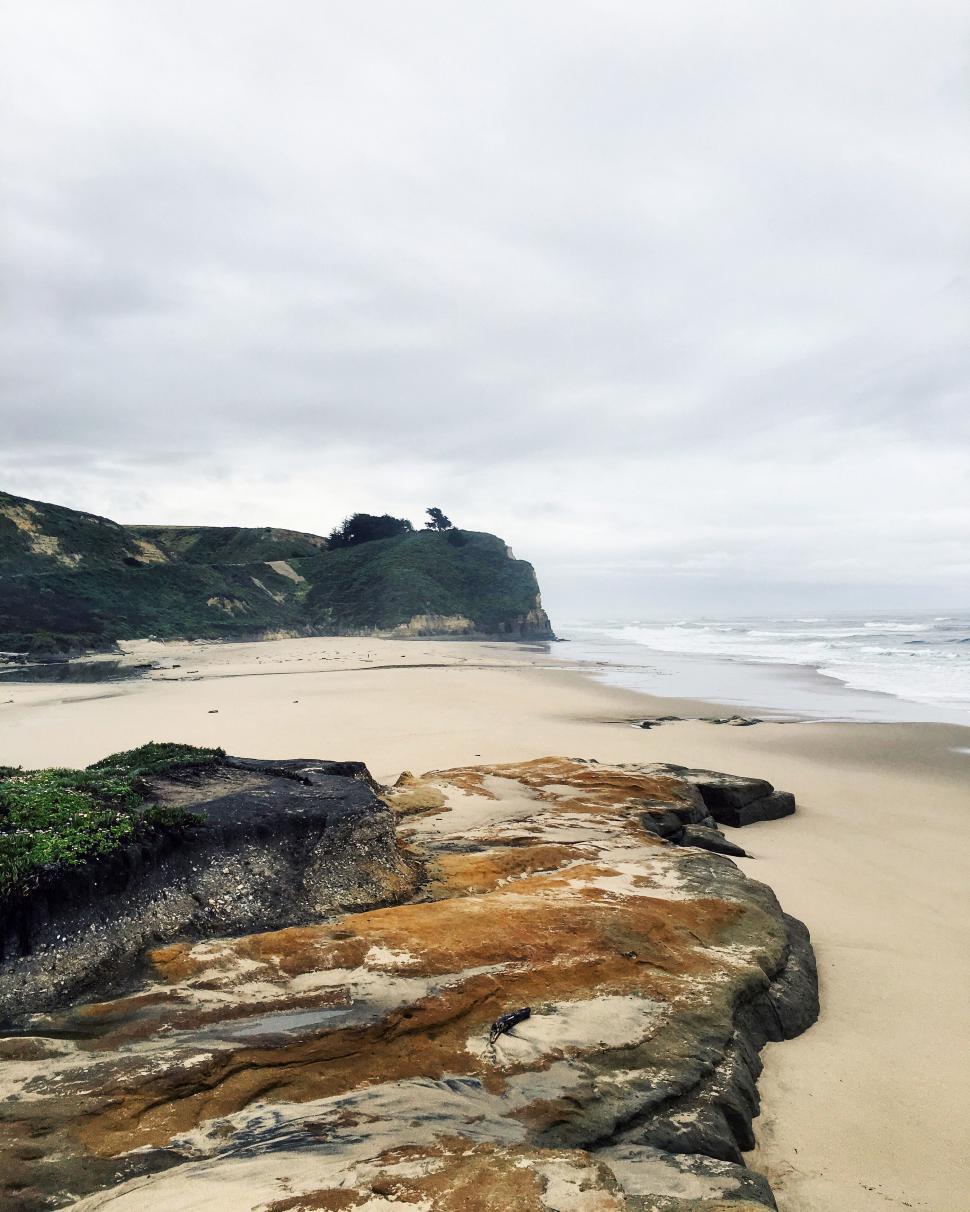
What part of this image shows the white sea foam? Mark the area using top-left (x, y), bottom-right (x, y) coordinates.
top-left (567, 615), bottom-right (970, 716)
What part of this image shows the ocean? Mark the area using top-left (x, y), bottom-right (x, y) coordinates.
top-left (560, 613), bottom-right (970, 725)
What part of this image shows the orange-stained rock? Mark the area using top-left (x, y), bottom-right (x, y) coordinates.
top-left (0, 757), bottom-right (815, 1211)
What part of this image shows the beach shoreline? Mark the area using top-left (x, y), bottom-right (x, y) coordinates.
top-left (1, 634), bottom-right (968, 1211)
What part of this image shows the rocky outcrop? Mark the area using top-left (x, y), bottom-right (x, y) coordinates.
top-left (642, 763), bottom-right (797, 828)
top-left (0, 755), bottom-right (814, 1211)
top-left (387, 613), bottom-right (477, 637)
top-left (384, 599), bottom-right (553, 641)
top-left (0, 758), bottom-right (417, 1026)
top-left (494, 595), bottom-right (555, 639)
top-left (633, 716), bottom-right (764, 730)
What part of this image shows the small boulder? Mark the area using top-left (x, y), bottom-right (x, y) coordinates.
top-left (642, 763), bottom-right (797, 827)
top-left (681, 825), bottom-right (748, 857)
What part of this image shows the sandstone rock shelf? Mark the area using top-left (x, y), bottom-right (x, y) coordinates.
top-left (0, 755), bottom-right (816, 1211)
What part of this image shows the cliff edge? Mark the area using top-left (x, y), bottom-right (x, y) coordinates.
top-left (0, 490), bottom-right (554, 652)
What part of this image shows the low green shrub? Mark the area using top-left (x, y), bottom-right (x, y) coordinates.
top-left (141, 803), bottom-right (205, 829)
top-left (0, 742), bottom-right (219, 895)
top-left (88, 741), bottom-right (225, 779)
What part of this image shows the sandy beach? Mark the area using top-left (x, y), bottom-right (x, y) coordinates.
top-left (2, 635), bottom-right (968, 1212)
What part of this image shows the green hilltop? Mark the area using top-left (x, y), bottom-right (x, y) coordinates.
top-left (127, 524), bottom-right (328, 565)
top-left (0, 491), bottom-right (553, 654)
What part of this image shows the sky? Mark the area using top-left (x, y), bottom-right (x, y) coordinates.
top-left (2, 1), bottom-right (968, 620)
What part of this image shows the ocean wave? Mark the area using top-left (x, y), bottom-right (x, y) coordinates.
top-left (817, 659), bottom-right (970, 707)
top-left (578, 615), bottom-right (970, 713)
top-left (863, 621), bottom-right (934, 632)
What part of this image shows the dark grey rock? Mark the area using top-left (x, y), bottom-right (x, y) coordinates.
top-left (610, 911), bottom-right (818, 1180)
top-left (642, 763), bottom-right (797, 828)
top-left (0, 757), bottom-right (416, 1027)
top-left (734, 790), bottom-right (796, 827)
top-left (640, 810), bottom-right (686, 841)
top-left (681, 824), bottom-right (748, 857)
top-left (706, 715), bottom-right (762, 727)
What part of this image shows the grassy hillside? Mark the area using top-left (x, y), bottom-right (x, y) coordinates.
top-left (0, 560), bottom-right (306, 653)
top-left (0, 490), bottom-right (167, 574)
top-left (0, 492), bottom-right (553, 653)
top-left (128, 525), bottom-right (327, 564)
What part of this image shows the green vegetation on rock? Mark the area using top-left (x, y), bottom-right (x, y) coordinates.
top-left (87, 740), bottom-right (225, 778)
top-left (0, 743), bottom-right (219, 895)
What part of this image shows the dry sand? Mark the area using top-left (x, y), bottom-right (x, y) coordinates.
top-left (2, 634), bottom-right (969, 1211)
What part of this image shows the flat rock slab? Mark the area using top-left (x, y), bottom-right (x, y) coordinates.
top-left (0, 755), bottom-right (815, 1211)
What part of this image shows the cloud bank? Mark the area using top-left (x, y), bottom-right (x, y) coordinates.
top-left (2, 1), bottom-right (968, 616)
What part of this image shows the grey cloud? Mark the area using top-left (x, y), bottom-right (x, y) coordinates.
top-left (1, 0), bottom-right (968, 616)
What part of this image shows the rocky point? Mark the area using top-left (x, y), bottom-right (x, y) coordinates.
top-left (0, 754), bottom-right (816, 1211)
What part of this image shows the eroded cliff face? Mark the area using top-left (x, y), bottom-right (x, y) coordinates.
top-left (0, 757), bottom-right (815, 1211)
top-left (384, 596), bottom-right (553, 639)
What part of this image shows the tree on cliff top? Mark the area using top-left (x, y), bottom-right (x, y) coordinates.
top-left (425, 507), bottom-right (453, 531)
top-left (327, 513), bottom-right (414, 549)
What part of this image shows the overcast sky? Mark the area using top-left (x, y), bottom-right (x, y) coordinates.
top-left (2, 1), bottom-right (968, 618)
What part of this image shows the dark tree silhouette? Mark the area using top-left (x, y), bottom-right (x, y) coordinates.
top-left (327, 513), bottom-right (414, 549)
top-left (424, 507), bottom-right (454, 531)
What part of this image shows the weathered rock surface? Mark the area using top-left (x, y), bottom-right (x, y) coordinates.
top-left (0, 756), bottom-right (816, 1211)
top-left (642, 763), bottom-right (797, 828)
top-left (0, 757), bottom-right (417, 1026)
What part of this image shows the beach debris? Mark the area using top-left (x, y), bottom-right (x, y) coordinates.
top-left (633, 714), bottom-right (763, 729)
top-left (488, 1006), bottom-right (531, 1044)
top-left (208, 709), bottom-right (218, 714)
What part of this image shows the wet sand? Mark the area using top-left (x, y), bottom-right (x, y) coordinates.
top-left (2, 634), bottom-right (968, 1211)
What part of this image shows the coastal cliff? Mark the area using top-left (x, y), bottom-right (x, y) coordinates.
top-left (0, 749), bottom-right (816, 1211)
top-left (0, 490), bottom-right (554, 652)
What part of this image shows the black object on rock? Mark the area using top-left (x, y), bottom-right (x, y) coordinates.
top-left (489, 1006), bottom-right (531, 1043)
